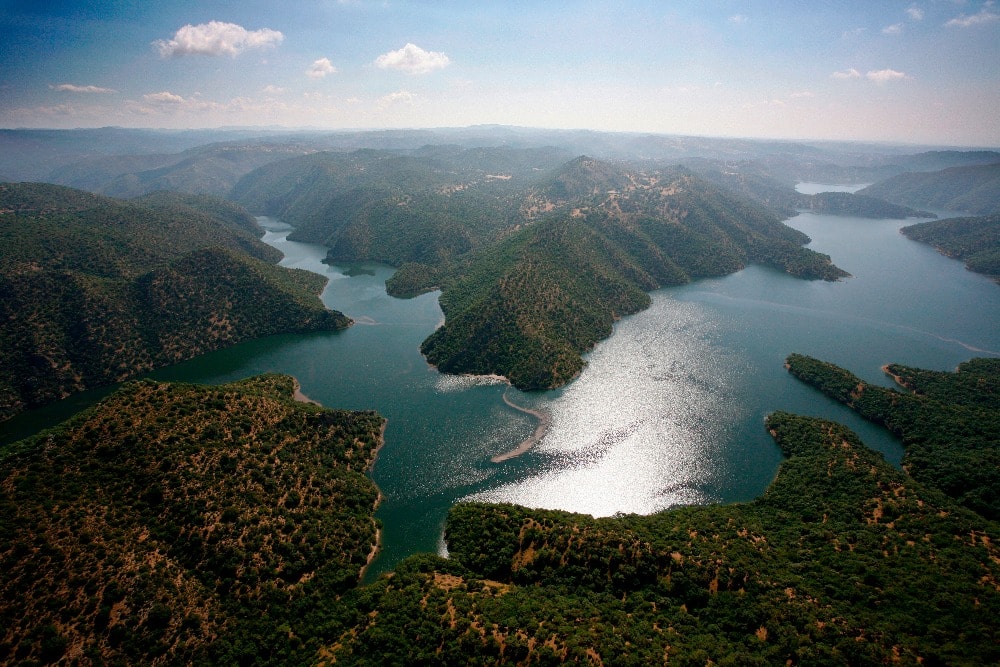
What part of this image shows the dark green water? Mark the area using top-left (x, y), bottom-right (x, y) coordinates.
top-left (4, 199), bottom-right (999, 580)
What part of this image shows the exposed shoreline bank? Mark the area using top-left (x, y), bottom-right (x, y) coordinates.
top-left (491, 392), bottom-right (552, 463)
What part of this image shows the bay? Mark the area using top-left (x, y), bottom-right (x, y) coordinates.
top-left (4, 201), bottom-right (999, 581)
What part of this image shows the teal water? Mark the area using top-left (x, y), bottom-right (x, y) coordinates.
top-left (3, 202), bottom-right (999, 580)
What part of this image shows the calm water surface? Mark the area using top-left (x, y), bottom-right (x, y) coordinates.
top-left (4, 199), bottom-right (999, 578)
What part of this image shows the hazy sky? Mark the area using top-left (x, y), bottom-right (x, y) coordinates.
top-left (2, 1), bottom-right (998, 146)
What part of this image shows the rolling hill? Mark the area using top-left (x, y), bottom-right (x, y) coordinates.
top-left (0, 183), bottom-right (350, 421)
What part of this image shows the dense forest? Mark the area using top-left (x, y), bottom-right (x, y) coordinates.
top-left (901, 214), bottom-right (1000, 281)
top-left (327, 408), bottom-right (1000, 665)
top-left (859, 162), bottom-right (1000, 215)
top-left (232, 149), bottom-right (847, 389)
top-left (0, 375), bottom-right (385, 665)
top-left (3, 128), bottom-right (1000, 664)
top-left (799, 191), bottom-right (933, 219)
top-left (4, 372), bottom-right (999, 665)
top-left (0, 183), bottom-right (350, 421)
top-left (785, 353), bottom-right (1000, 520)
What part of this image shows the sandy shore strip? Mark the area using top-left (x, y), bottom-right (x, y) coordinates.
top-left (491, 392), bottom-right (552, 463)
top-left (291, 378), bottom-right (321, 405)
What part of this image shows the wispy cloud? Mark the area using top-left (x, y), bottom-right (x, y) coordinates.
top-left (882, 23), bottom-right (903, 35)
top-left (867, 68), bottom-right (909, 83)
top-left (307, 58), bottom-right (337, 79)
top-left (945, 2), bottom-right (1000, 27)
top-left (375, 44), bottom-right (450, 74)
top-left (154, 21), bottom-right (283, 57)
top-left (378, 90), bottom-right (417, 107)
top-left (50, 84), bottom-right (116, 94)
top-left (831, 68), bottom-right (861, 79)
top-left (129, 91), bottom-right (223, 115)
top-left (906, 5), bottom-right (924, 21)
top-left (262, 85), bottom-right (286, 95)
top-left (728, 14), bottom-right (749, 24)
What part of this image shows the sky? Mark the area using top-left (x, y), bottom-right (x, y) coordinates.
top-left (1, 0), bottom-right (998, 146)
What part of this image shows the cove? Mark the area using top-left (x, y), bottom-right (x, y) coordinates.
top-left (4, 203), bottom-right (999, 581)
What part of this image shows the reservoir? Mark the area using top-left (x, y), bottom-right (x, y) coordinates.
top-left (4, 193), bottom-right (999, 579)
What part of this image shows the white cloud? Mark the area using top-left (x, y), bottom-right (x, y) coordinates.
top-left (729, 14), bottom-right (749, 24)
top-left (144, 91), bottom-right (186, 104)
top-left (375, 43), bottom-right (450, 74)
top-left (831, 68), bottom-right (861, 79)
top-left (262, 85), bottom-right (286, 94)
top-left (154, 21), bottom-right (283, 57)
top-left (132, 91), bottom-right (223, 113)
top-left (378, 90), bottom-right (417, 106)
top-left (945, 3), bottom-right (1000, 27)
top-left (867, 68), bottom-right (909, 82)
top-left (789, 91), bottom-right (815, 99)
top-left (882, 23), bottom-right (903, 34)
top-left (307, 58), bottom-right (337, 79)
top-left (50, 84), bottom-right (116, 94)
top-left (906, 5), bottom-right (924, 21)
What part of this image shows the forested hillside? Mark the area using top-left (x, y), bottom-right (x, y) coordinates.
top-left (5, 373), bottom-right (998, 665)
top-left (901, 214), bottom-right (1000, 280)
top-left (800, 191), bottom-right (934, 218)
top-left (0, 375), bottom-right (385, 665)
top-left (234, 150), bottom-right (846, 389)
top-left (413, 160), bottom-right (848, 389)
top-left (859, 162), bottom-right (1000, 215)
top-left (0, 183), bottom-right (350, 421)
top-left (323, 410), bottom-right (1000, 665)
top-left (48, 142), bottom-right (318, 199)
top-left (785, 354), bottom-right (1000, 520)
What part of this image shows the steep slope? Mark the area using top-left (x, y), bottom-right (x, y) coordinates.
top-left (859, 162), bottom-right (1000, 214)
top-left (418, 163), bottom-right (848, 389)
top-left (325, 411), bottom-right (1000, 665)
top-left (901, 214), bottom-right (1000, 280)
top-left (0, 375), bottom-right (384, 666)
top-left (786, 354), bottom-right (1000, 520)
top-left (230, 145), bottom-right (571, 265)
top-left (0, 184), bottom-right (350, 421)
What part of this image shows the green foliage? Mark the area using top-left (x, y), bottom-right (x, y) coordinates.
top-left (786, 353), bottom-right (1000, 520)
top-left (325, 412), bottom-right (1000, 665)
top-left (901, 214), bottom-right (1000, 280)
top-left (420, 164), bottom-right (847, 390)
top-left (0, 374), bottom-right (385, 666)
top-left (0, 183), bottom-right (350, 421)
top-left (233, 149), bottom-right (847, 390)
top-left (860, 163), bottom-right (1000, 215)
top-left (803, 191), bottom-right (934, 218)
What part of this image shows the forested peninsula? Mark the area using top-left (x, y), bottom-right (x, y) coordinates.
top-left (4, 368), bottom-right (999, 665)
top-left (0, 183), bottom-right (350, 421)
top-left (785, 353), bottom-right (1000, 520)
top-left (232, 149), bottom-right (847, 389)
top-left (901, 214), bottom-right (1000, 281)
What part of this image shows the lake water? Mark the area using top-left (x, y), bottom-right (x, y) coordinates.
top-left (4, 191), bottom-right (999, 579)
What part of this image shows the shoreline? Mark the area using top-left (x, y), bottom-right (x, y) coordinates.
top-left (358, 419), bottom-right (388, 583)
top-left (287, 375), bottom-right (386, 582)
top-left (291, 378), bottom-right (321, 406)
top-left (491, 392), bottom-right (551, 463)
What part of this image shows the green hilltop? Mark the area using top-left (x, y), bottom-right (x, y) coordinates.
top-left (4, 359), bottom-right (1000, 665)
top-left (0, 375), bottom-right (384, 665)
top-left (232, 149), bottom-right (847, 390)
top-left (0, 183), bottom-right (350, 421)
